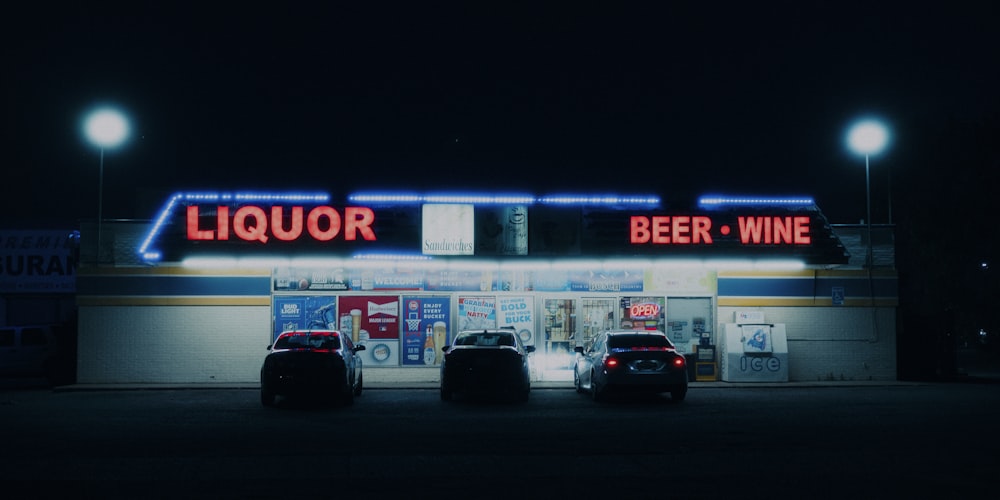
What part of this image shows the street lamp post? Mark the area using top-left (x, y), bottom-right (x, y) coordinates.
top-left (846, 119), bottom-right (890, 270)
top-left (84, 108), bottom-right (129, 265)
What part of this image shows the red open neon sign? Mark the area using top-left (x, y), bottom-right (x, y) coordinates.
top-left (186, 205), bottom-right (377, 243)
top-left (630, 302), bottom-right (661, 319)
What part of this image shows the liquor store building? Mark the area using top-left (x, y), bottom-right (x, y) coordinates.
top-left (75, 191), bottom-right (898, 384)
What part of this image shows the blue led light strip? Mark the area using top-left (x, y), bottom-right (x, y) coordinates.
top-left (352, 253), bottom-right (433, 261)
top-left (348, 192), bottom-right (661, 206)
top-left (698, 195), bottom-right (815, 208)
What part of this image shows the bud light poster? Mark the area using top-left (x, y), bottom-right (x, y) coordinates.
top-left (401, 296), bottom-right (451, 366)
top-left (339, 295), bottom-right (400, 366)
top-left (458, 296), bottom-right (496, 331)
top-left (272, 295), bottom-right (337, 341)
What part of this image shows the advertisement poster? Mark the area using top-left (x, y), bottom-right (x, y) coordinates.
top-left (458, 296), bottom-right (496, 331)
top-left (370, 268), bottom-right (425, 290)
top-left (272, 295), bottom-right (338, 341)
top-left (568, 269), bottom-right (644, 293)
top-left (338, 295), bottom-right (400, 366)
top-left (498, 269), bottom-right (531, 291)
top-left (274, 266), bottom-right (350, 291)
top-left (425, 269), bottom-right (494, 291)
top-left (533, 269), bottom-right (569, 292)
top-left (400, 296), bottom-right (451, 366)
top-left (498, 296), bottom-right (534, 346)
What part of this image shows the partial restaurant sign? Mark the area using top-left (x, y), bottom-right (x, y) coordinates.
top-left (475, 205), bottom-right (528, 255)
top-left (422, 204), bottom-right (474, 255)
top-left (0, 230), bottom-right (77, 293)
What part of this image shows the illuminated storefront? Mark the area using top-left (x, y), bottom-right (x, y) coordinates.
top-left (75, 191), bottom-right (898, 384)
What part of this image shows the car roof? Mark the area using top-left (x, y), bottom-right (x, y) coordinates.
top-left (278, 330), bottom-right (340, 336)
top-left (605, 330), bottom-right (668, 336)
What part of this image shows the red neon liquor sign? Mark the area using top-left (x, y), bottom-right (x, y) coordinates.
top-left (186, 205), bottom-right (377, 243)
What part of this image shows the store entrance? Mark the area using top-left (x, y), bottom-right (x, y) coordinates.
top-left (540, 297), bottom-right (576, 380)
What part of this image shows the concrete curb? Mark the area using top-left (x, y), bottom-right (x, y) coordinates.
top-left (51, 379), bottom-right (931, 392)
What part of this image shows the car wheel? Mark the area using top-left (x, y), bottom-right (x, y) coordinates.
top-left (354, 372), bottom-right (364, 396)
top-left (590, 371), bottom-right (604, 402)
top-left (671, 386), bottom-right (687, 402)
top-left (573, 370), bottom-right (585, 393)
top-left (260, 388), bottom-right (275, 407)
top-left (516, 384), bottom-right (530, 403)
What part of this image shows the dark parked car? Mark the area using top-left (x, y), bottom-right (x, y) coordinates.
top-left (260, 330), bottom-right (364, 406)
top-left (0, 325), bottom-right (66, 384)
top-left (440, 329), bottom-right (535, 402)
top-left (573, 330), bottom-right (687, 402)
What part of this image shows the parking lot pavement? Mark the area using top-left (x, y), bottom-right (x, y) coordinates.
top-left (8, 364), bottom-right (986, 392)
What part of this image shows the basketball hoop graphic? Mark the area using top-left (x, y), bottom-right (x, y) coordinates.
top-left (406, 318), bottom-right (422, 332)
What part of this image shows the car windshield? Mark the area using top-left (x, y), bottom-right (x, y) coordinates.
top-left (274, 334), bottom-right (340, 350)
top-left (454, 332), bottom-right (516, 347)
top-left (607, 335), bottom-right (673, 349)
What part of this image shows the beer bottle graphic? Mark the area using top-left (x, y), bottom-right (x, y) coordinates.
top-left (424, 325), bottom-right (436, 365)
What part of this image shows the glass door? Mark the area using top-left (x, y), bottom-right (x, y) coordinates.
top-left (542, 297), bottom-right (577, 375)
top-left (580, 297), bottom-right (616, 348)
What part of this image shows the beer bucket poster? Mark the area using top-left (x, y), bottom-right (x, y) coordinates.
top-left (400, 296), bottom-right (451, 366)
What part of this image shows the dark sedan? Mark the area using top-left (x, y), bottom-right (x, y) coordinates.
top-left (260, 330), bottom-right (364, 407)
top-left (573, 330), bottom-right (687, 402)
top-left (439, 329), bottom-right (535, 402)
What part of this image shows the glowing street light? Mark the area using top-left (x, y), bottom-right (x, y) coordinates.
top-left (83, 107), bottom-right (129, 265)
top-left (846, 118), bottom-right (890, 269)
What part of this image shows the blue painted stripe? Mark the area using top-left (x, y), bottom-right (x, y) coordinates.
top-left (812, 277), bottom-right (897, 298)
top-left (718, 278), bottom-right (813, 297)
top-left (719, 276), bottom-right (897, 298)
top-left (77, 275), bottom-right (271, 296)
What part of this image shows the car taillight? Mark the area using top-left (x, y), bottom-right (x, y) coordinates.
top-left (605, 356), bottom-right (621, 369)
top-left (672, 356), bottom-right (686, 368)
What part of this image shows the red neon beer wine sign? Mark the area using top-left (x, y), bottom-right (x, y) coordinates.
top-left (186, 205), bottom-right (377, 243)
top-left (630, 215), bottom-right (811, 245)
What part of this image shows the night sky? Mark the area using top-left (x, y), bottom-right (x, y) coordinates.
top-left (2, 2), bottom-right (997, 229)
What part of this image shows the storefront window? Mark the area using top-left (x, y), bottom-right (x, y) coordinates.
top-left (581, 298), bottom-right (615, 348)
top-left (619, 296), bottom-right (665, 331)
top-left (665, 297), bottom-right (713, 354)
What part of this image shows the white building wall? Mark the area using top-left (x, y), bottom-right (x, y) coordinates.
top-left (718, 306), bottom-right (896, 381)
top-left (78, 305), bottom-right (270, 384)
